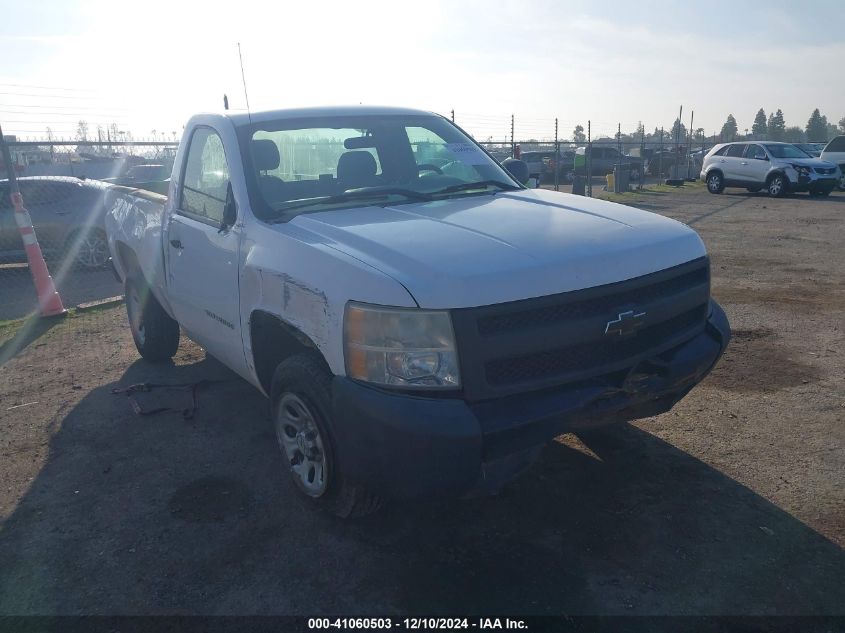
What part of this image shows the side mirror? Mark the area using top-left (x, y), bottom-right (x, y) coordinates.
top-left (220, 181), bottom-right (237, 232)
top-left (502, 158), bottom-right (529, 185)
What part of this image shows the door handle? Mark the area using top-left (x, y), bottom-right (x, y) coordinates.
top-left (169, 239), bottom-right (183, 249)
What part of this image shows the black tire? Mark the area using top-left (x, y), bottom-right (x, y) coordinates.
top-left (706, 171), bottom-right (724, 194)
top-left (270, 353), bottom-right (383, 518)
top-left (125, 276), bottom-right (180, 362)
top-left (767, 173), bottom-right (788, 198)
top-left (746, 187), bottom-right (762, 193)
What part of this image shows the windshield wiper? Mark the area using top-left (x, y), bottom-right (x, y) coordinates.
top-left (431, 180), bottom-right (521, 196)
top-left (270, 187), bottom-right (433, 218)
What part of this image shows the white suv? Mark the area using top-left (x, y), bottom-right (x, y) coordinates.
top-left (820, 135), bottom-right (845, 191)
top-left (701, 141), bottom-right (840, 198)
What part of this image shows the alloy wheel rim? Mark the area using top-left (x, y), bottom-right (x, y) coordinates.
top-left (770, 178), bottom-right (782, 195)
top-left (275, 393), bottom-right (328, 497)
top-left (77, 234), bottom-right (109, 268)
top-left (708, 175), bottom-right (720, 191)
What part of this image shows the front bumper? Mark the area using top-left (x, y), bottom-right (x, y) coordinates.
top-left (331, 300), bottom-right (730, 499)
top-left (788, 169), bottom-right (839, 192)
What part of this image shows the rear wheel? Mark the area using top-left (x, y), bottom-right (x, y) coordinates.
top-left (706, 171), bottom-right (724, 194)
top-left (271, 353), bottom-right (383, 518)
top-left (125, 276), bottom-right (180, 362)
top-left (767, 173), bottom-right (788, 198)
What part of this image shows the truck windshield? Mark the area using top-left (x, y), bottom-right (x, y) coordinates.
top-left (238, 114), bottom-right (520, 220)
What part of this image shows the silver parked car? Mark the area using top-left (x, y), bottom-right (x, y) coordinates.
top-left (0, 176), bottom-right (112, 269)
top-left (701, 142), bottom-right (840, 197)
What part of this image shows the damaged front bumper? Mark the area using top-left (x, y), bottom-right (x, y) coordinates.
top-left (331, 300), bottom-right (731, 499)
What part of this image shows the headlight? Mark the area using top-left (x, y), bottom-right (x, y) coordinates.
top-left (344, 302), bottom-right (460, 389)
top-left (790, 164), bottom-right (811, 175)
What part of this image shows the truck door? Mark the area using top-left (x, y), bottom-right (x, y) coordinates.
top-left (166, 126), bottom-right (245, 371)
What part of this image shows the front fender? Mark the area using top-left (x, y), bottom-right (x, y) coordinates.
top-left (239, 221), bottom-right (417, 383)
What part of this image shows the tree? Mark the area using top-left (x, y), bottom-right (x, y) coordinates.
top-left (572, 124), bottom-right (585, 143)
top-left (768, 109), bottom-right (785, 141)
top-left (76, 120), bottom-right (89, 142)
top-left (839, 116), bottom-right (845, 134)
top-left (751, 108), bottom-right (767, 138)
top-left (827, 123), bottom-right (839, 141)
top-left (670, 118), bottom-right (687, 142)
top-left (783, 126), bottom-right (805, 143)
top-left (720, 114), bottom-right (738, 141)
top-left (805, 108), bottom-right (829, 142)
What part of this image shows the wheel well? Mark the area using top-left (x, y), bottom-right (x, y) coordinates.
top-left (114, 241), bottom-right (140, 280)
top-left (250, 311), bottom-right (323, 394)
top-left (766, 170), bottom-right (785, 183)
top-left (706, 169), bottom-right (723, 179)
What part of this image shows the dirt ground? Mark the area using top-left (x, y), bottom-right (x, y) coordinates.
top-left (0, 184), bottom-right (843, 616)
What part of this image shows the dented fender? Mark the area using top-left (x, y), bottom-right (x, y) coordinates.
top-left (239, 219), bottom-right (417, 390)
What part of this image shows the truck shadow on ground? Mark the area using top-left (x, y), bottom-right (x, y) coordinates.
top-left (1, 354), bottom-right (844, 615)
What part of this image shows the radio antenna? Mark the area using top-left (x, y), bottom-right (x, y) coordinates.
top-left (237, 42), bottom-right (252, 124)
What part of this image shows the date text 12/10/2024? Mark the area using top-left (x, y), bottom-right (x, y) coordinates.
top-left (308, 618), bottom-right (528, 630)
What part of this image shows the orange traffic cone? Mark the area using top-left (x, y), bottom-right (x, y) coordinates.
top-left (11, 191), bottom-right (67, 317)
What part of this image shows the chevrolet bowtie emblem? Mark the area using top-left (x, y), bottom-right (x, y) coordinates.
top-left (605, 310), bottom-right (646, 337)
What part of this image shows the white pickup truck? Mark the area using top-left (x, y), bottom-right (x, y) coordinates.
top-left (105, 106), bottom-right (730, 516)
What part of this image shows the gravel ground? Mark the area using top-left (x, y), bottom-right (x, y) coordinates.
top-left (0, 184), bottom-right (843, 616)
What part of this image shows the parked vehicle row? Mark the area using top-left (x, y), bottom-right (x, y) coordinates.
top-left (0, 176), bottom-right (112, 269)
top-left (701, 141), bottom-right (841, 197)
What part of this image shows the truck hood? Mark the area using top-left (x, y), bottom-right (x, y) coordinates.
top-left (291, 189), bottom-right (706, 309)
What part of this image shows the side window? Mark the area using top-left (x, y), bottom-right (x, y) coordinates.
top-left (726, 144), bottom-right (746, 158)
top-left (180, 128), bottom-right (230, 224)
top-left (712, 146), bottom-right (729, 156)
top-left (746, 145), bottom-right (766, 160)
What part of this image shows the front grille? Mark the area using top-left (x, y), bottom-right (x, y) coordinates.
top-left (485, 305), bottom-right (706, 386)
top-left (814, 167), bottom-right (835, 175)
top-left (477, 266), bottom-right (707, 336)
top-left (451, 257), bottom-right (710, 400)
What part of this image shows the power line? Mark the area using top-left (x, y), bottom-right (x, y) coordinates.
top-left (0, 82), bottom-right (98, 92)
top-left (0, 103), bottom-right (131, 112)
top-left (0, 91), bottom-right (113, 100)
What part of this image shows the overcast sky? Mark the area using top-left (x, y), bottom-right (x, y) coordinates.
top-left (1, 0), bottom-right (843, 142)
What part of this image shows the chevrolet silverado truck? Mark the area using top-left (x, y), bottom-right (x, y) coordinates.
top-left (105, 106), bottom-right (730, 517)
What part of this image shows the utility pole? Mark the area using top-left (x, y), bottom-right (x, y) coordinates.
top-left (510, 114), bottom-right (515, 158)
top-left (687, 110), bottom-right (694, 180)
top-left (554, 117), bottom-right (560, 191)
top-left (450, 109), bottom-right (455, 123)
top-left (587, 120), bottom-right (592, 197)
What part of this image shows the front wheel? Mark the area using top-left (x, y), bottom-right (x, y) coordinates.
top-left (767, 174), bottom-right (788, 198)
top-left (125, 276), bottom-right (180, 362)
top-left (271, 353), bottom-right (383, 518)
top-left (706, 172), bottom-right (724, 194)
